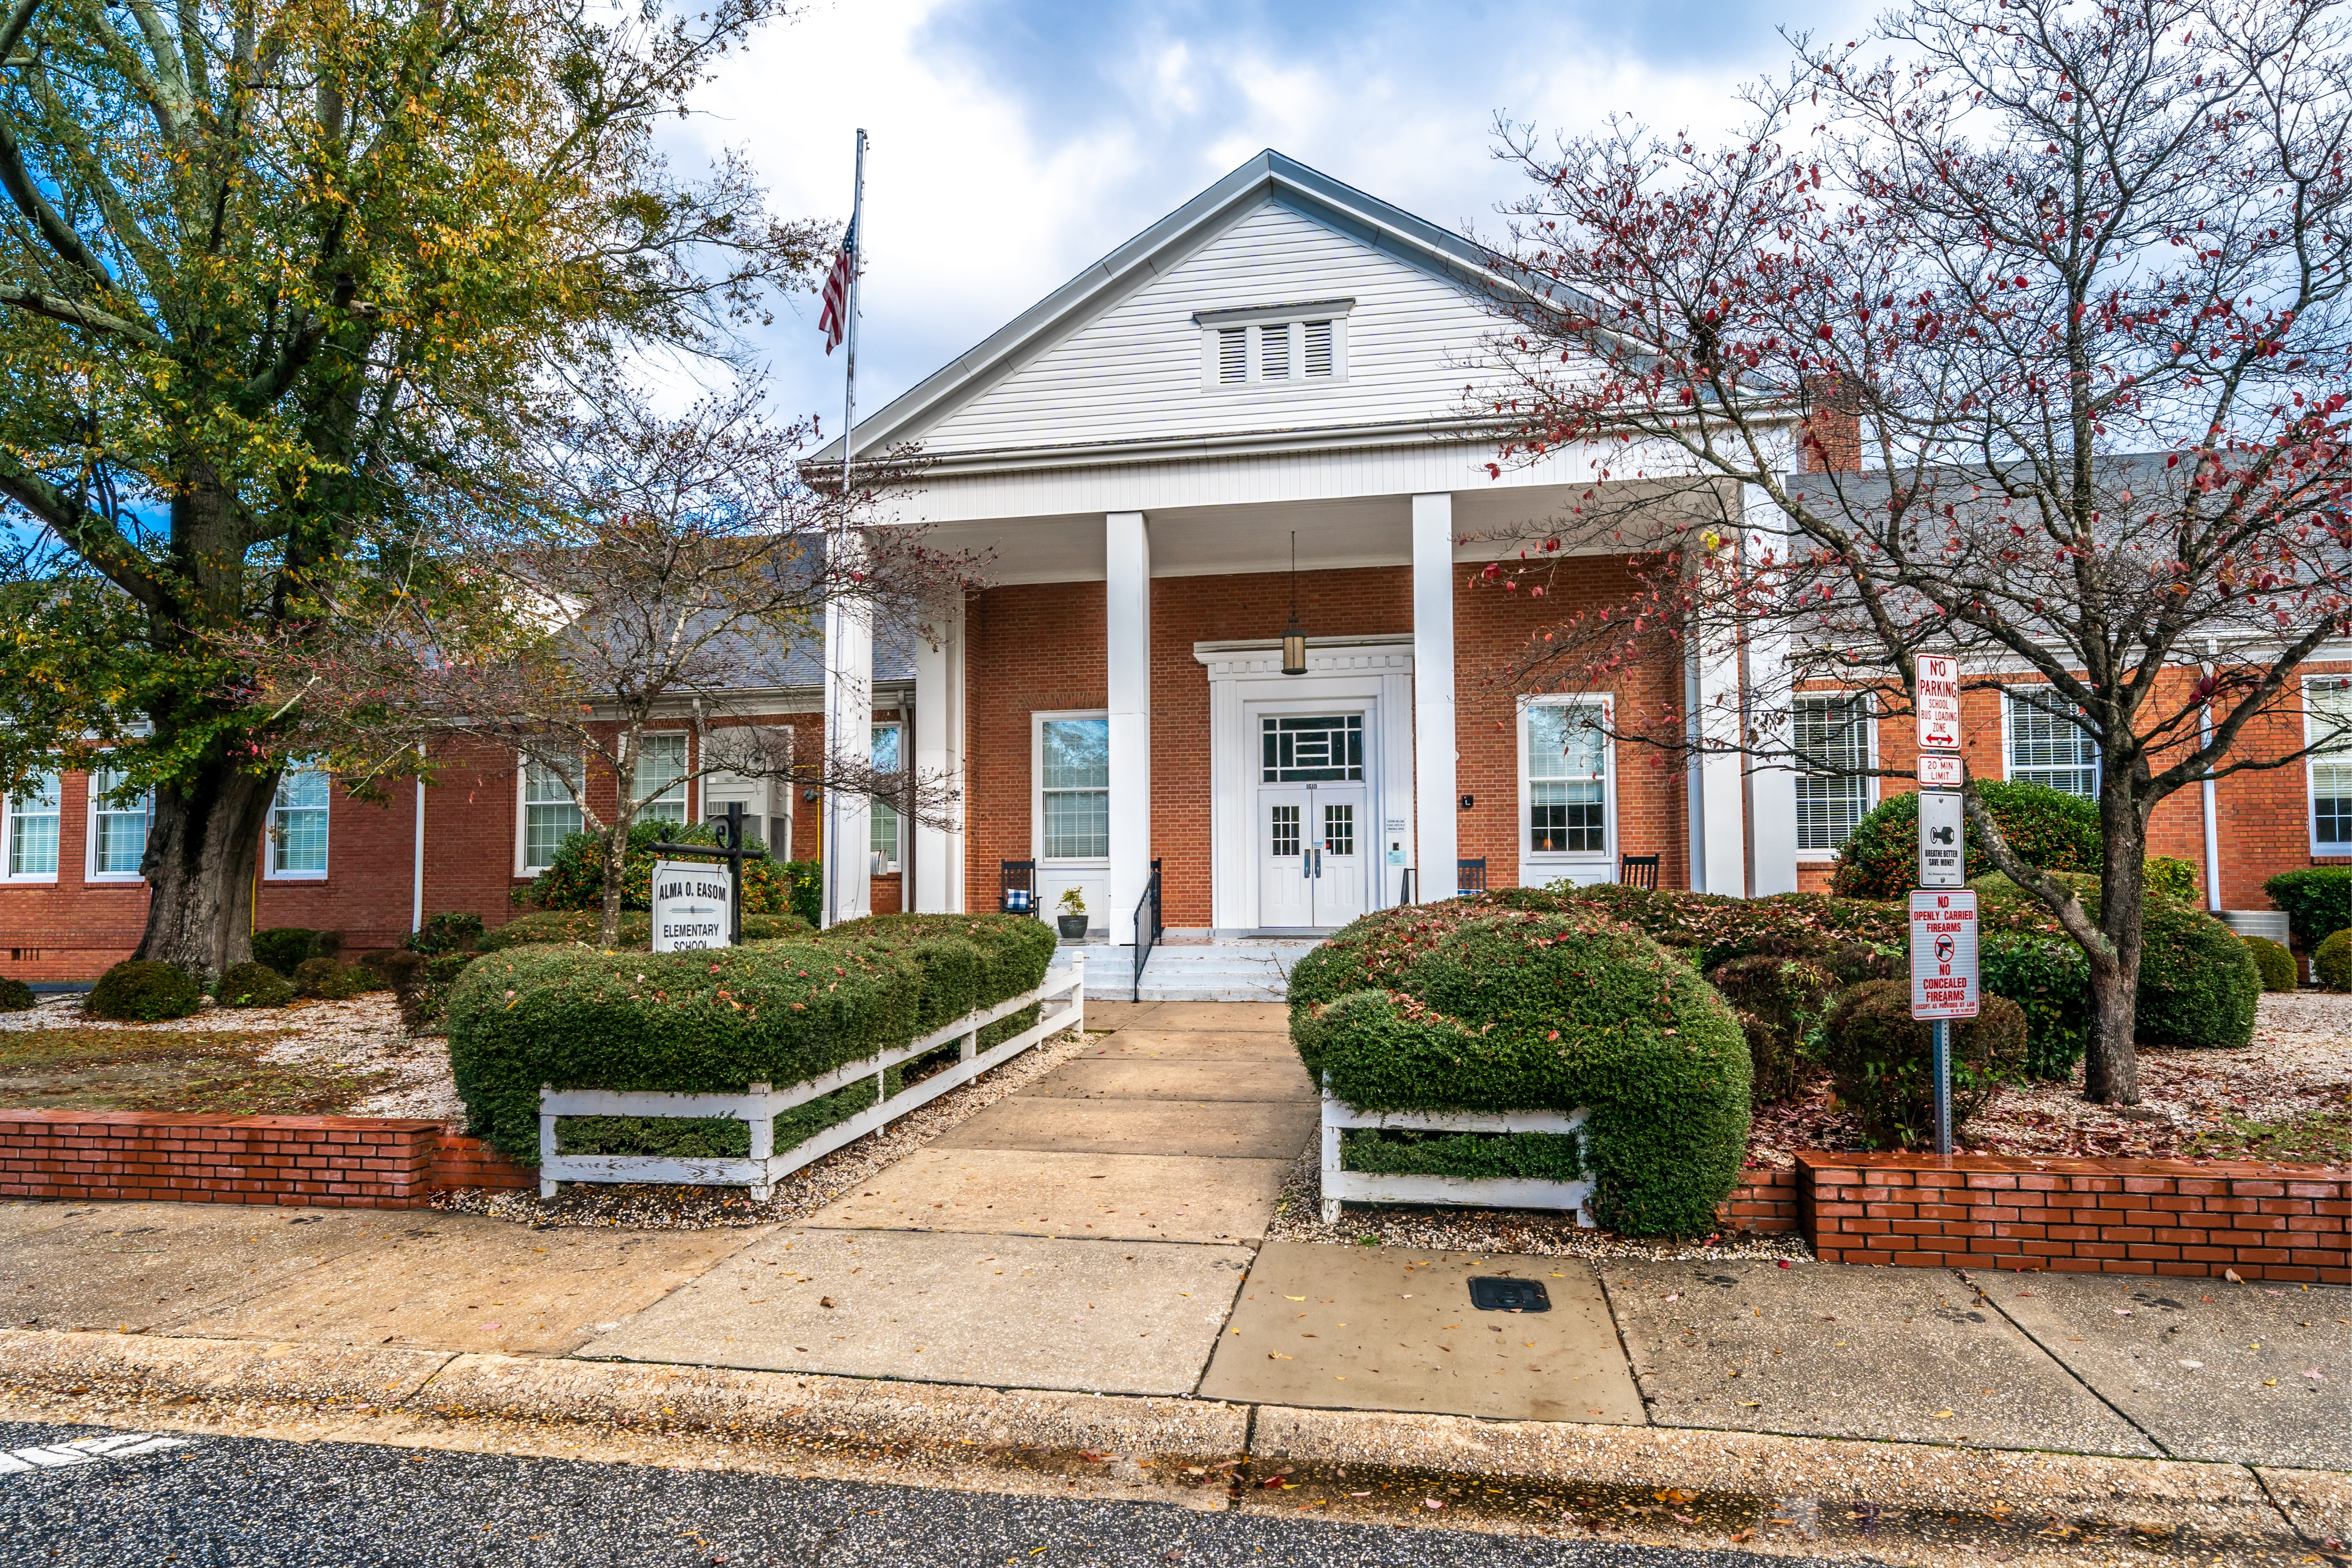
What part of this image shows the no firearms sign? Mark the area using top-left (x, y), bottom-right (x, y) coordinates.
top-left (1909, 890), bottom-right (1979, 1019)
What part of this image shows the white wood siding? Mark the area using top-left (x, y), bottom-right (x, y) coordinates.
top-left (912, 199), bottom-right (1508, 455)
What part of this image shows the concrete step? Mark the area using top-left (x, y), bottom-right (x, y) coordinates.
top-left (1052, 942), bottom-right (1316, 1003)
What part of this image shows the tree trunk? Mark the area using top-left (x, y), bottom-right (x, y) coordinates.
top-left (2083, 795), bottom-right (2148, 1105)
top-left (135, 765), bottom-right (279, 980)
top-left (599, 826), bottom-right (628, 950)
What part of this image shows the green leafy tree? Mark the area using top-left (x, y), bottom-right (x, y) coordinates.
top-left (0, 0), bottom-right (824, 974)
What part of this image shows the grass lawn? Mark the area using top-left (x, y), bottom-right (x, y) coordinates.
top-left (2187, 1107), bottom-right (2352, 1165)
top-left (0, 1025), bottom-right (393, 1116)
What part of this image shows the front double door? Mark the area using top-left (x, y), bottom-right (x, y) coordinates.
top-left (1257, 784), bottom-right (1367, 930)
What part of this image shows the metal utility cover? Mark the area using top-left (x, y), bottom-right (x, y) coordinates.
top-left (1469, 1277), bottom-right (1551, 1313)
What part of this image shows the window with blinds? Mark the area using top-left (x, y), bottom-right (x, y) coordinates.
top-left (2309, 679), bottom-right (2352, 851)
top-left (270, 766), bottom-right (330, 876)
top-left (88, 764), bottom-right (149, 877)
top-left (1793, 694), bottom-right (1871, 852)
top-left (634, 734), bottom-right (689, 824)
top-left (1040, 717), bottom-right (1109, 859)
top-left (5, 769), bottom-right (58, 879)
top-left (2006, 690), bottom-right (2099, 795)
top-left (522, 755), bottom-right (582, 871)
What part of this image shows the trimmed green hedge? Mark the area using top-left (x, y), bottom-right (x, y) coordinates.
top-left (86, 960), bottom-right (202, 1022)
top-left (1979, 930), bottom-right (2089, 1078)
top-left (1547, 884), bottom-right (1905, 972)
top-left (0, 978), bottom-right (32, 1012)
top-left (2265, 868), bottom-right (2352, 951)
top-left (1338, 1129), bottom-right (1586, 1182)
top-left (216, 961), bottom-right (295, 1008)
top-left (2144, 856), bottom-right (2201, 905)
top-left (477, 908), bottom-right (813, 953)
top-left (2318, 929), bottom-right (2352, 992)
top-left (1833, 780), bottom-right (2102, 900)
top-left (445, 912), bottom-right (1058, 1163)
top-left (1821, 981), bottom-right (2026, 1148)
top-left (1289, 892), bottom-right (1749, 1239)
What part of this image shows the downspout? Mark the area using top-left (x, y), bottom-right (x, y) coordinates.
top-left (412, 744), bottom-right (427, 935)
top-left (2200, 639), bottom-right (2222, 912)
top-left (900, 685), bottom-right (915, 912)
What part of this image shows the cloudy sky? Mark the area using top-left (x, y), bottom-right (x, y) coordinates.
top-left (680, 0), bottom-right (1875, 439)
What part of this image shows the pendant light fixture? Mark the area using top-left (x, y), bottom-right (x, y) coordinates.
top-left (1281, 530), bottom-right (1308, 675)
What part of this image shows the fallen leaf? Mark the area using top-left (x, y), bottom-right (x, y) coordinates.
top-left (1423, 1498), bottom-right (1444, 1510)
top-left (2178, 1359), bottom-right (2204, 1369)
top-left (1932, 1410), bottom-right (1955, 1419)
top-left (819, 1297), bottom-right (835, 1309)
top-left (2225, 1268), bottom-right (2245, 1283)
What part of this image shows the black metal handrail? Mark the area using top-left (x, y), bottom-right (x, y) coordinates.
top-left (1132, 856), bottom-right (1162, 1003)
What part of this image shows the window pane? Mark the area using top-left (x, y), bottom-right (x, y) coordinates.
top-left (270, 767), bottom-right (330, 874)
top-left (1041, 720), bottom-right (1107, 789)
top-left (1793, 695), bottom-right (1870, 851)
top-left (871, 800), bottom-right (900, 867)
top-left (1529, 779), bottom-right (1605, 854)
top-left (2317, 761), bottom-right (2352, 847)
top-left (1526, 704), bottom-right (1605, 781)
top-left (634, 734), bottom-right (687, 814)
top-left (524, 756), bottom-right (579, 803)
top-left (2312, 682), bottom-right (2352, 754)
top-left (1270, 804), bottom-right (1300, 856)
top-left (9, 770), bottom-right (58, 876)
top-left (1043, 789), bottom-right (1108, 859)
top-left (1323, 803), bottom-right (1354, 855)
top-left (90, 765), bottom-right (148, 875)
top-left (2009, 692), bottom-right (2098, 795)
top-left (524, 803), bottom-right (580, 869)
top-left (870, 723), bottom-right (903, 773)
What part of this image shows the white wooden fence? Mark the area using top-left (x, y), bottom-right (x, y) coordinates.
top-left (537, 962), bottom-right (1083, 1199)
top-left (1319, 1086), bottom-right (1594, 1226)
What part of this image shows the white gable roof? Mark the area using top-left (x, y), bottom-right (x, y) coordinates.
top-left (815, 151), bottom-right (1533, 470)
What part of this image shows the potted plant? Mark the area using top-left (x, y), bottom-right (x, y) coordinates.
top-left (1056, 888), bottom-right (1089, 940)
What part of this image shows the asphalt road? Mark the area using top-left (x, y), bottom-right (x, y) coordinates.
top-left (0, 1420), bottom-right (1820, 1568)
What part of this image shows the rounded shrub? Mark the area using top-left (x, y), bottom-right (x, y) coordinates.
top-left (1705, 952), bottom-right (1836, 1105)
top-left (1550, 884), bottom-right (1905, 972)
top-left (1832, 779), bottom-right (2101, 900)
top-left (406, 912), bottom-right (485, 956)
top-left (1821, 980), bottom-right (2027, 1148)
top-left (1971, 873), bottom-right (2259, 1049)
top-left (2263, 868), bottom-right (2352, 951)
top-left (0, 977), bottom-right (33, 1012)
top-left (86, 960), bottom-right (204, 1022)
top-left (1288, 891), bottom-right (1750, 1239)
top-left (2316, 929), bottom-right (2352, 992)
top-left (251, 927), bottom-right (319, 977)
top-left (216, 961), bottom-right (295, 1008)
top-left (2241, 935), bottom-right (2298, 994)
top-left (446, 913), bottom-right (1057, 1161)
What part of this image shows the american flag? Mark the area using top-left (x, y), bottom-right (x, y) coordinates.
top-left (818, 221), bottom-right (855, 355)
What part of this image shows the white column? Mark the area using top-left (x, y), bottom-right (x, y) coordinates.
top-left (1687, 576), bottom-right (1749, 897)
top-left (1742, 487), bottom-right (1798, 895)
top-left (913, 596), bottom-right (965, 913)
top-left (1412, 494), bottom-right (1456, 902)
top-left (1106, 512), bottom-right (1152, 944)
top-left (820, 536), bottom-right (873, 927)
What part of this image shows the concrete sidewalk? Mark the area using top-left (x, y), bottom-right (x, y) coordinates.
top-left (3, 998), bottom-right (2350, 1558)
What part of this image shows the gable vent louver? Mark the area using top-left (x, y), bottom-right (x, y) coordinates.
top-left (1262, 324), bottom-right (1290, 380)
top-left (1217, 328), bottom-right (1248, 384)
top-left (1303, 320), bottom-right (1333, 377)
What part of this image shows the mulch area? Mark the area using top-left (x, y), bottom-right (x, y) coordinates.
top-left (1746, 991), bottom-right (2352, 1167)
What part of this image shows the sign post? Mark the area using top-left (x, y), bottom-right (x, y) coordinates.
top-left (1909, 890), bottom-right (1980, 1155)
top-left (651, 800), bottom-right (752, 950)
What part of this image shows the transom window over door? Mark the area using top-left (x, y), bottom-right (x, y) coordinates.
top-left (1261, 715), bottom-right (1363, 782)
top-left (1523, 700), bottom-right (1609, 855)
top-left (1041, 717), bottom-right (1109, 859)
top-left (2007, 689), bottom-right (2099, 795)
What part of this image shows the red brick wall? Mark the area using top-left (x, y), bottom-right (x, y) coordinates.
top-left (1717, 1165), bottom-right (1800, 1234)
top-left (432, 1130), bottom-right (538, 1193)
top-left (1800, 1151), bottom-right (2350, 1284)
top-left (0, 1110), bottom-right (441, 1208)
top-left (964, 581), bottom-right (1109, 916)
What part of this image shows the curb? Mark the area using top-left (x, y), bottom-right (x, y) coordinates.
top-left (0, 1328), bottom-right (2344, 1562)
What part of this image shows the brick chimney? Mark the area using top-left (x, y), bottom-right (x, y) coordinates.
top-left (1800, 376), bottom-right (1862, 474)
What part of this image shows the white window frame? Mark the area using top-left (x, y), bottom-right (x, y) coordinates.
top-left (1517, 695), bottom-right (1616, 874)
top-left (3, 767), bottom-right (60, 884)
top-left (1196, 299), bottom-right (1352, 390)
top-left (264, 764), bottom-right (332, 882)
top-left (2001, 686), bottom-right (2100, 796)
top-left (1792, 693), bottom-right (1879, 860)
top-left (2305, 675), bottom-right (2352, 856)
top-left (516, 752), bottom-right (585, 876)
top-left (632, 731), bottom-right (691, 826)
top-left (1031, 710), bottom-right (1111, 867)
top-left (85, 761), bottom-right (150, 883)
top-left (869, 721), bottom-right (903, 874)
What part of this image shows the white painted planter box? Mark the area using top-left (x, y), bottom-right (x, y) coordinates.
top-left (1319, 1085), bottom-right (1594, 1227)
top-left (536, 963), bottom-right (1084, 1199)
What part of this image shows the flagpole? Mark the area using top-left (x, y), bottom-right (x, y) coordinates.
top-left (823, 129), bottom-right (867, 931)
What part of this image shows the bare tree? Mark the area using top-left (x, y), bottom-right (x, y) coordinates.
top-left (1471, 0), bottom-right (2352, 1103)
top-left (262, 381), bottom-right (983, 947)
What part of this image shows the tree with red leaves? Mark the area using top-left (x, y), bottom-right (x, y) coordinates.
top-left (1474, 0), bottom-right (2352, 1104)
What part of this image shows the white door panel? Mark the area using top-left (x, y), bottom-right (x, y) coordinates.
top-left (1314, 790), bottom-right (1366, 927)
top-left (1258, 790), bottom-right (1313, 928)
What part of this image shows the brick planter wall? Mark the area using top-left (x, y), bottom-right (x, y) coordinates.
top-left (1716, 1165), bottom-right (1800, 1234)
top-left (0, 1110), bottom-right (542, 1209)
top-left (1799, 1151), bottom-right (2351, 1284)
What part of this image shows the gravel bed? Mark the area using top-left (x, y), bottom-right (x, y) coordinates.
top-left (1260, 1143), bottom-right (1815, 1263)
top-left (1745, 989), bottom-right (2352, 1165)
top-left (432, 1023), bottom-right (1100, 1230)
